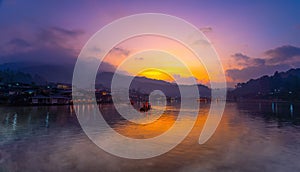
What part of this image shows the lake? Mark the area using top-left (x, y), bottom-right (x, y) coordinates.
top-left (1, 102), bottom-right (300, 172)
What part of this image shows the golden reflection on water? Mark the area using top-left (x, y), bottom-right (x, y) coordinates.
top-left (97, 103), bottom-right (212, 140)
top-left (114, 113), bottom-right (177, 139)
top-left (1, 103), bottom-right (300, 171)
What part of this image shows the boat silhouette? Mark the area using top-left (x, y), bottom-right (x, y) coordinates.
top-left (140, 102), bottom-right (151, 112)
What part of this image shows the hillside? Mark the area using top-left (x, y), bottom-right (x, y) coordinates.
top-left (0, 69), bottom-right (46, 85)
top-left (0, 63), bottom-right (211, 98)
top-left (229, 68), bottom-right (300, 100)
top-left (97, 72), bottom-right (211, 97)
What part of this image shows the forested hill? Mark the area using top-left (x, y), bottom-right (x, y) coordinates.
top-left (0, 69), bottom-right (46, 85)
top-left (229, 68), bottom-right (300, 100)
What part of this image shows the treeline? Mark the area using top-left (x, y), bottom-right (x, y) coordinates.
top-left (229, 68), bottom-right (300, 101)
top-left (0, 69), bottom-right (46, 85)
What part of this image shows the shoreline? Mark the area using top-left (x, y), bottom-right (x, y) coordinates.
top-left (1, 99), bottom-right (300, 107)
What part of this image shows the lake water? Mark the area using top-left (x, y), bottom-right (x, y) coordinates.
top-left (1, 102), bottom-right (300, 172)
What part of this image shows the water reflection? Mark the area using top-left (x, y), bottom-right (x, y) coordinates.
top-left (290, 104), bottom-right (294, 117)
top-left (0, 102), bottom-right (300, 171)
top-left (237, 101), bottom-right (300, 126)
top-left (12, 113), bottom-right (17, 131)
top-left (45, 112), bottom-right (49, 128)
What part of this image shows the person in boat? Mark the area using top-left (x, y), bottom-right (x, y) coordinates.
top-left (140, 101), bottom-right (151, 112)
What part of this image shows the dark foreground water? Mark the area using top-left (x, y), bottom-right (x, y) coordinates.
top-left (1, 102), bottom-right (300, 172)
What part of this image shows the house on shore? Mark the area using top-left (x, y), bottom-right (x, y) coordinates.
top-left (31, 95), bottom-right (70, 105)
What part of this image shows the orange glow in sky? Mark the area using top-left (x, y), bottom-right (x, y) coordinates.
top-left (137, 69), bottom-right (175, 82)
top-left (103, 35), bottom-right (211, 85)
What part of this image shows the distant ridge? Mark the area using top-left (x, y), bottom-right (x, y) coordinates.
top-left (229, 68), bottom-right (300, 100)
top-left (0, 62), bottom-right (74, 83)
top-left (0, 62), bottom-right (211, 97)
top-left (0, 69), bottom-right (46, 85)
top-left (97, 72), bottom-right (211, 97)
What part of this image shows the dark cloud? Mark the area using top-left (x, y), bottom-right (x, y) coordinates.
top-left (226, 64), bottom-right (291, 81)
top-left (8, 38), bottom-right (31, 48)
top-left (109, 47), bottom-right (130, 56)
top-left (227, 45), bottom-right (300, 82)
top-left (50, 27), bottom-right (84, 37)
top-left (37, 27), bottom-right (83, 48)
top-left (232, 53), bottom-right (250, 61)
top-left (226, 64), bottom-right (300, 82)
top-left (232, 53), bottom-right (265, 67)
top-left (0, 27), bottom-right (84, 65)
top-left (0, 43), bottom-right (76, 64)
top-left (0, 26), bottom-right (120, 77)
top-left (38, 27), bottom-right (84, 39)
top-left (265, 45), bottom-right (300, 64)
top-left (253, 58), bottom-right (266, 65)
top-left (1, 38), bottom-right (32, 54)
top-left (0, 26), bottom-right (119, 82)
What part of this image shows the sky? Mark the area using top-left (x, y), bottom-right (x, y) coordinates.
top-left (0, 0), bottom-right (300, 87)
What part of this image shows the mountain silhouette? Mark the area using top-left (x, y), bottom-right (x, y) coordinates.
top-left (97, 72), bottom-right (211, 97)
top-left (0, 62), bottom-right (211, 97)
top-left (229, 68), bottom-right (300, 100)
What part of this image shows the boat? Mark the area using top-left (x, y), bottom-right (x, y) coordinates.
top-left (140, 102), bottom-right (151, 112)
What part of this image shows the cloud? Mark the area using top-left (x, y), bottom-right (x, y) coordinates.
top-left (253, 58), bottom-right (266, 65)
top-left (0, 26), bottom-right (122, 81)
top-left (50, 27), bottom-right (84, 37)
top-left (8, 38), bottom-right (31, 48)
top-left (0, 26), bottom-right (84, 65)
top-left (232, 53), bottom-right (250, 61)
top-left (172, 74), bottom-right (198, 85)
top-left (226, 64), bottom-right (291, 81)
top-left (0, 44), bottom-right (75, 65)
top-left (227, 45), bottom-right (300, 82)
top-left (37, 27), bottom-right (84, 49)
top-left (1, 38), bottom-right (32, 54)
top-left (134, 57), bottom-right (144, 61)
top-left (199, 27), bottom-right (213, 33)
top-left (232, 53), bottom-right (265, 67)
top-left (109, 47), bottom-right (130, 57)
top-left (38, 27), bottom-right (84, 39)
top-left (265, 45), bottom-right (300, 64)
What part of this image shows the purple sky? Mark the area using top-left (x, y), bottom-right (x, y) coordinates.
top-left (0, 0), bottom-right (300, 86)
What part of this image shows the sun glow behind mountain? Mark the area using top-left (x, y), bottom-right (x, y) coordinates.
top-left (137, 69), bottom-right (175, 82)
top-left (102, 35), bottom-right (210, 85)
